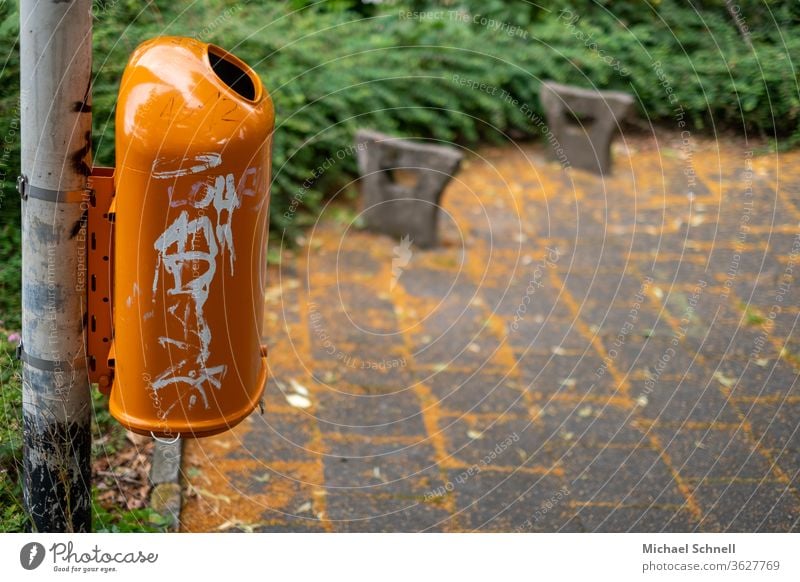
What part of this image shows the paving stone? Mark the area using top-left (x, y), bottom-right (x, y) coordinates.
top-left (692, 319), bottom-right (780, 358)
top-left (413, 339), bottom-right (503, 370)
top-left (574, 504), bottom-right (701, 532)
top-left (589, 304), bottom-right (661, 339)
top-left (450, 470), bottom-right (578, 531)
top-left (309, 311), bottom-right (406, 363)
top-left (399, 266), bottom-right (477, 300)
top-left (309, 282), bottom-right (400, 333)
top-left (677, 284), bottom-right (728, 324)
top-left (421, 369), bottom-right (529, 415)
top-left (438, 415), bottom-right (563, 470)
top-left (516, 351), bottom-right (621, 396)
top-left (536, 401), bottom-right (646, 448)
top-left (744, 400), bottom-right (800, 455)
top-left (228, 409), bottom-right (318, 464)
top-left (769, 310), bottom-right (800, 342)
top-left (652, 426), bottom-right (774, 480)
top-left (316, 387), bottom-right (426, 439)
top-left (313, 355), bottom-right (409, 388)
top-left (615, 335), bottom-right (702, 379)
top-left (322, 439), bottom-right (442, 495)
top-left (305, 246), bottom-right (382, 279)
top-left (650, 260), bottom-right (711, 285)
top-left (322, 363), bottom-right (415, 391)
top-left (511, 320), bottom-right (593, 353)
top-left (325, 491), bottom-right (451, 532)
top-left (716, 358), bottom-right (799, 399)
top-left (630, 372), bottom-right (741, 424)
top-left (481, 281), bottom-right (565, 321)
top-left (224, 463), bottom-right (319, 511)
top-left (469, 211), bottom-right (527, 249)
top-left (768, 231), bottom-right (800, 259)
top-left (692, 481), bottom-right (800, 532)
top-left (563, 445), bottom-right (687, 506)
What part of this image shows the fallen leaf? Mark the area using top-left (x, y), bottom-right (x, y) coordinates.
top-left (285, 393), bottom-right (312, 409)
top-left (125, 430), bottom-right (150, 447)
top-left (470, 296), bottom-right (485, 307)
top-left (289, 378), bottom-right (309, 396)
top-left (193, 487), bottom-right (231, 503)
top-left (264, 286), bottom-right (283, 303)
top-left (216, 520), bottom-right (237, 531)
top-left (216, 519), bottom-right (263, 533)
top-left (713, 371), bottom-right (736, 388)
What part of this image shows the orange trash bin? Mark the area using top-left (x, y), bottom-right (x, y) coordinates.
top-left (108, 37), bottom-right (274, 438)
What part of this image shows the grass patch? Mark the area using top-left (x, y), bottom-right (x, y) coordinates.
top-left (741, 303), bottom-right (767, 326)
top-left (0, 335), bottom-right (169, 532)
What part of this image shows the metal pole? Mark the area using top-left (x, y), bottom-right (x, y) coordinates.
top-left (19, 0), bottom-right (93, 532)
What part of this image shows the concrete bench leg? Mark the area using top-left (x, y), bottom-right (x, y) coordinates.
top-left (355, 129), bottom-right (463, 248)
top-left (539, 81), bottom-right (634, 175)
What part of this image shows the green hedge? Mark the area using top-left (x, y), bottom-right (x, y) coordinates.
top-left (0, 0), bottom-right (798, 328)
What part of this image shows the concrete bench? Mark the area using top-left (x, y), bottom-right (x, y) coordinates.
top-left (539, 81), bottom-right (634, 175)
top-left (355, 129), bottom-right (463, 248)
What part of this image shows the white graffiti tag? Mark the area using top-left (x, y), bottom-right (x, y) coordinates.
top-left (153, 211), bottom-right (218, 361)
top-left (196, 173), bottom-right (241, 273)
top-left (151, 168), bottom-right (243, 412)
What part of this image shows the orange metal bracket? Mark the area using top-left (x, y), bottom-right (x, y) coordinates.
top-left (87, 167), bottom-right (115, 394)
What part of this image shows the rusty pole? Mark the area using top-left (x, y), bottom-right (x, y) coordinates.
top-left (19, 0), bottom-right (93, 532)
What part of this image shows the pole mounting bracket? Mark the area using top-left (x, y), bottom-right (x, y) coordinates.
top-left (15, 341), bottom-right (84, 372)
top-left (86, 167), bottom-right (116, 394)
top-left (17, 173), bottom-right (89, 203)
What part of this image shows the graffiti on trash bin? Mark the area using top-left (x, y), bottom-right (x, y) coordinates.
top-left (148, 160), bottom-right (246, 415)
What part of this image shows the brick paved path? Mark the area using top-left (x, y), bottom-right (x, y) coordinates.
top-left (181, 135), bottom-right (800, 532)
